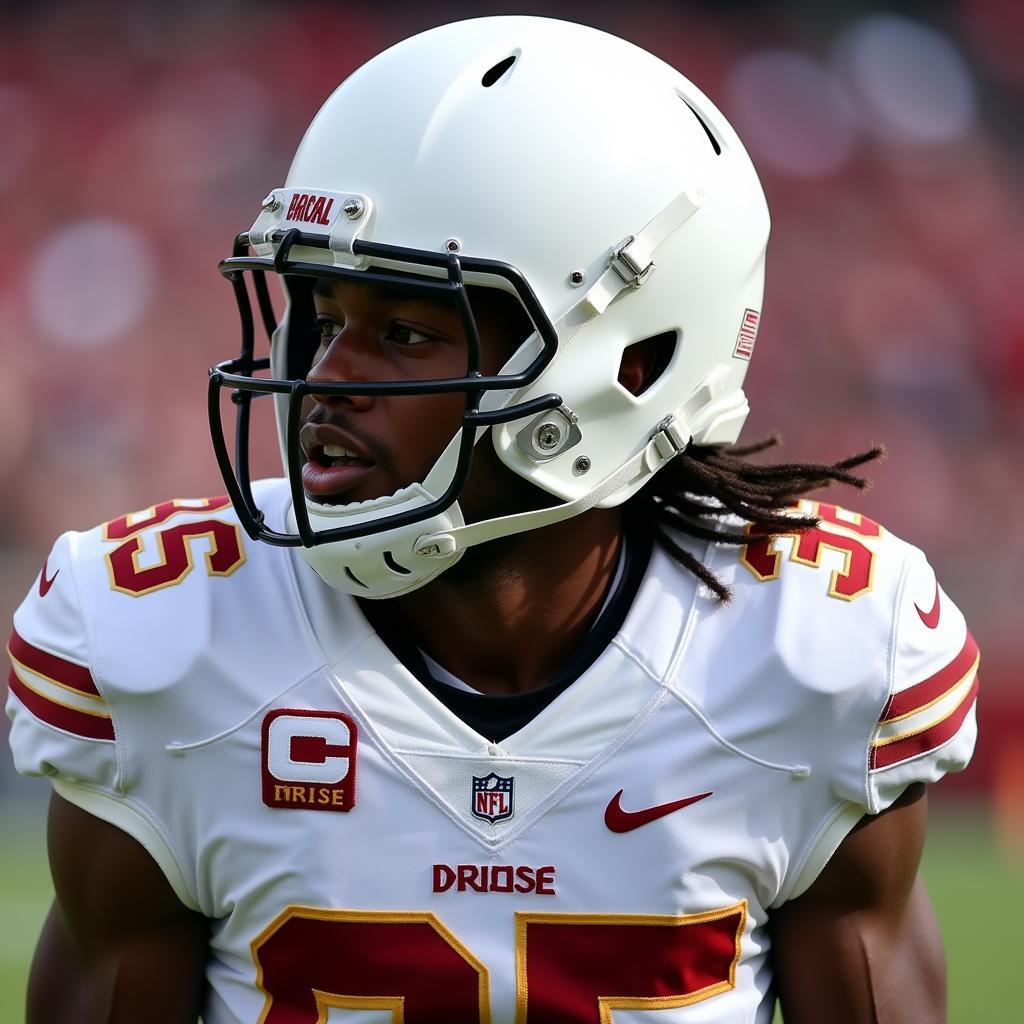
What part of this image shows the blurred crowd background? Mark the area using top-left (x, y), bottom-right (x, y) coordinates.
top-left (1, 0), bottom-right (1022, 844)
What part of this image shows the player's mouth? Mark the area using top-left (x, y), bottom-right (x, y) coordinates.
top-left (299, 423), bottom-right (378, 501)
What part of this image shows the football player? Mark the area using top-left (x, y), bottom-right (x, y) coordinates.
top-left (8, 16), bottom-right (977, 1024)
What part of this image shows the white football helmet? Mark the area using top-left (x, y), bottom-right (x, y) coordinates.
top-left (210, 15), bottom-right (769, 598)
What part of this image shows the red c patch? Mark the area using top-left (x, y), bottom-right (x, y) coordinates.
top-left (262, 708), bottom-right (357, 811)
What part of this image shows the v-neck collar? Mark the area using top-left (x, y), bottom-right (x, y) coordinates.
top-left (356, 526), bottom-right (653, 742)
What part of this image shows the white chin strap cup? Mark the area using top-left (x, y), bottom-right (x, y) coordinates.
top-left (288, 482), bottom-right (466, 599)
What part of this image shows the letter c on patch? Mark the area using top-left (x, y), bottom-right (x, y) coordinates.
top-left (267, 713), bottom-right (352, 784)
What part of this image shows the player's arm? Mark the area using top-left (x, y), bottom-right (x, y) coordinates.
top-left (769, 782), bottom-right (944, 1023)
top-left (28, 792), bottom-right (209, 1024)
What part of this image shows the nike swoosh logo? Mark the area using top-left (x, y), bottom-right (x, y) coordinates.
top-left (915, 582), bottom-right (941, 629)
top-left (604, 788), bottom-right (712, 833)
top-left (38, 559), bottom-right (59, 598)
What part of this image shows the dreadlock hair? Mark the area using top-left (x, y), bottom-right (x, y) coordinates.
top-left (631, 435), bottom-right (884, 602)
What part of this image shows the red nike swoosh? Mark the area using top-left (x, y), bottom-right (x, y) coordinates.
top-left (604, 789), bottom-right (712, 833)
top-left (38, 559), bottom-right (59, 598)
top-left (915, 582), bottom-right (941, 629)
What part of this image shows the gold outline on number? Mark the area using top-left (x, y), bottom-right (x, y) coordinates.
top-left (814, 501), bottom-right (883, 539)
top-left (105, 521), bottom-right (246, 597)
top-left (739, 501), bottom-right (877, 602)
top-left (251, 906), bottom-right (492, 1024)
top-left (313, 990), bottom-right (404, 1023)
top-left (102, 496), bottom-right (233, 541)
top-left (739, 528), bottom-right (784, 583)
top-left (513, 901), bottom-right (747, 1024)
top-left (789, 535), bottom-right (875, 602)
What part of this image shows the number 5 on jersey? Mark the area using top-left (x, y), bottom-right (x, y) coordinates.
top-left (103, 497), bottom-right (246, 596)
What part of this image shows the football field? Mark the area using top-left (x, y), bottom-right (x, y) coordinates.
top-left (0, 802), bottom-right (1016, 1021)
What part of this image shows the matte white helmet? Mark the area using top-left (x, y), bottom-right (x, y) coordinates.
top-left (210, 15), bottom-right (769, 598)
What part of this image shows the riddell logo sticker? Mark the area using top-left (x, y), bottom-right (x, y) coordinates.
top-left (262, 709), bottom-right (357, 812)
top-left (733, 308), bottom-right (760, 359)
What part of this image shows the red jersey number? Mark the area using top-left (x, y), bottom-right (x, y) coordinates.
top-left (252, 904), bottom-right (746, 1023)
top-left (103, 497), bottom-right (245, 597)
top-left (740, 502), bottom-right (881, 601)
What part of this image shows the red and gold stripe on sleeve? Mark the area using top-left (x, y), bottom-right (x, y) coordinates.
top-left (6, 629), bottom-right (114, 741)
top-left (870, 632), bottom-right (978, 771)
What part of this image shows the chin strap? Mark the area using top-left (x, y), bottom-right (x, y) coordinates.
top-left (413, 428), bottom-right (684, 558)
top-left (414, 367), bottom-right (744, 558)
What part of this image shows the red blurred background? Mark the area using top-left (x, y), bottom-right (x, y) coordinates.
top-left (1, 0), bottom-right (1021, 831)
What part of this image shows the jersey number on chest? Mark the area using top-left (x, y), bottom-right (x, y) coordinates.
top-left (252, 903), bottom-right (746, 1022)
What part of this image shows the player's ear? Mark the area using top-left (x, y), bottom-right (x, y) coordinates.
top-left (618, 332), bottom-right (676, 396)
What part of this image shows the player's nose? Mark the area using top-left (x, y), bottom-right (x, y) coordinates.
top-left (305, 330), bottom-right (375, 412)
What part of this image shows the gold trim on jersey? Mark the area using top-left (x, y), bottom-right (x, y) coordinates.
top-left (313, 990), bottom-right (404, 1022)
top-left (875, 654), bottom-right (980, 729)
top-left (8, 657), bottom-right (111, 719)
top-left (104, 521), bottom-right (246, 597)
top-left (739, 500), bottom-right (879, 602)
top-left (513, 901), bottom-right (747, 1024)
top-left (871, 658), bottom-right (978, 748)
top-left (6, 648), bottom-right (107, 708)
top-left (791, 536), bottom-right (875, 602)
top-left (101, 496), bottom-right (233, 540)
top-left (251, 906), bottom-right (491, 1024)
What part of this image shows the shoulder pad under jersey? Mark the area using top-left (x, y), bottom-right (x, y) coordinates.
top-left (5, 481), bottom-right (325, 903)
top-left (674, 501), bottom-right (977, 898)
top-left (715, 500), bottom-right (976, 803)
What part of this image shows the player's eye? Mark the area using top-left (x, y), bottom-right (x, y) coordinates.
top-left (315, 316), bottom-right (342, 343)
top-left (311, 315), bottom-right (440, 355)
top-left (386, 323), bottom-right (437, 347)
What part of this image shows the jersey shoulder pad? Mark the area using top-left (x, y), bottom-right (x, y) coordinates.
top-left (706, 501), bottom-right (977, 808)
top-left (9, 481), bottom-right (321, 756)
top-left (675, 504), bottom-right (978, 904)
top-left (866, 541), bottom-right (978, 812)
top-left (7, 529), bottom-right (118, 789)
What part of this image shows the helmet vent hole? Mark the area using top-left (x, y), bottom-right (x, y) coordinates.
top-left (619, 331), bottom-right (677, 397)
top-left (681, 98), bottom-right (721, 155)
top-left (383, 551), bottom-right (412, 576)
top-left (343, 566), bottom-right (369, 588)
top-left (481, 55), bottom-right (517, 87)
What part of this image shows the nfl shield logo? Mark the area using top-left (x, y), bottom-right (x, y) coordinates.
top-left (471, 772), bottom-right (515, 823)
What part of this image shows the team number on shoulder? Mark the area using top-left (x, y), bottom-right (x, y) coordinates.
top-left (740, 502), bottom-right (881, 601)
top-left (102, 497), bottom-right (245, 596)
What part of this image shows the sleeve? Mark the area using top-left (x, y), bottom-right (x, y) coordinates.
top-left (6, 531), bottom-right (120, 786)
top-left (866, 547), bottom-right (979, 814)
top-left (5, 530), bottom-right (200, 910)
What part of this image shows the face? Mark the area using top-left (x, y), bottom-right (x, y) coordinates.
top-left (300, 276), bottom-right (529, 512)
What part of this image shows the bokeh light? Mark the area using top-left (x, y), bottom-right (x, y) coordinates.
top-left (27, 219), bottom-right (157, 349)
top-left (728, 50), bottom-right (860, 178)
top-left (833, 14), bottom-right (978, 146)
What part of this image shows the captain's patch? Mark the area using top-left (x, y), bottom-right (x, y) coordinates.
top-left (262, 709), bottom-right (357, 811)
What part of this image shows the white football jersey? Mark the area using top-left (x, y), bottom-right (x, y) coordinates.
top-left (6, 479), bottom-right (978, 1023)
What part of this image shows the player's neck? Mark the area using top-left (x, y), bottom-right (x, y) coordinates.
top-left (387, 507), bottom-right (625, 696)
